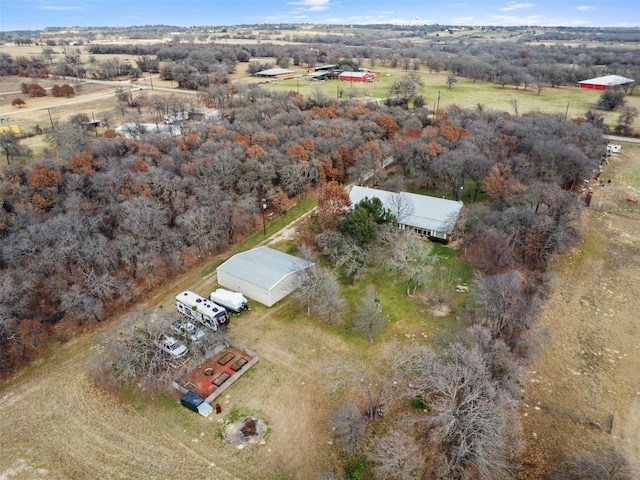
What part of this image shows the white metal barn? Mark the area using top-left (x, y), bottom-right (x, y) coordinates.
top-left (216, 246), bottom-right (314, 307)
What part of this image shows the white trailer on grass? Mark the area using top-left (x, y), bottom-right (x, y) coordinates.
top-left (176, 290), bottom-right (229, 331)
top-left (210, 288), bottom-right (249, 314)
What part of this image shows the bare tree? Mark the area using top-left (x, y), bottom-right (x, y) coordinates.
top-left (88, 308), bottom-right (177, 389)
top-left (354, 285), bottom-right (386, 342)
top-left (384, 232), bottom-right (435, 296)
top-left (370, 429), bottom-right (424, 480)
top-left (471, 270), bottom-right (540, 348)
top-left (331, 402), bottom-right (367, 453)
top-left (412, 342), bottom-right (522, 480)
top-left (564, 446), bottom-right (636, 480)
top-left (0, 133), bottom-right (32, 165)
top-left (385, 191), bottom-right (415, 226)
top-left (293, 247), bottom-right (344, 322)
top-left (330, 346), bottom-right (429, 422)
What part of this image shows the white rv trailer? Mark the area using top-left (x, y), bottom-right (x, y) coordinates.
top-left (176, 291), bottom-right (229, 331)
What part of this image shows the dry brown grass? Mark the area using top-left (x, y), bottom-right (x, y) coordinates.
top-left (520, 144), bottom-right (640, 475)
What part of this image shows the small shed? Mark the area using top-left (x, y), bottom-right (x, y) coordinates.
top-left (339, 71), bottom-right (375, 82)
top-left (180, 391), bottom-right (213, 417)
top-left (216, 246), bottom-right (314, 307)
top-left (577, 75), bottom-right (634, 90)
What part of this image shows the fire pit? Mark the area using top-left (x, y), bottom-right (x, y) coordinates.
top-left (224, 416), bottom-right (267, 446)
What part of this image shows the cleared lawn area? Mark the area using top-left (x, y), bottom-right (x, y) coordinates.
top-left (0, 196), bottom-right (474, 479)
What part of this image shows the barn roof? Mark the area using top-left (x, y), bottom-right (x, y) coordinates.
top-left (339, 71), bottom-right (373, 78)
top-left (217, 246), bottom-right (313, 291)
top-left (255, 68), bottom-right (294, 76)
top-left (578, 75), bottom-right (635, 87)
top-left (349, 186), bottom-right (463, 235)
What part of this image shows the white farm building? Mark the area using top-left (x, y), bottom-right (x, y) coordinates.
top-left (349, 186), bottom-right (464, 242)
top-left (216, 246), bottom-right (314, 307)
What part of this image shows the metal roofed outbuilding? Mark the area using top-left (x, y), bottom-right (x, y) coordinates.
top-left (216, 246), bottom-right (314, 307)
top-left (577, 75), bottom-right (635, 90)
top-left (254, 68), bottom-right (295, 77)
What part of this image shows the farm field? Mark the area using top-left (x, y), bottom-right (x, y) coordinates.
top-left (1, 39), bottom-right (639, 146)
top-left (520, 143), bottom-right (640, 475)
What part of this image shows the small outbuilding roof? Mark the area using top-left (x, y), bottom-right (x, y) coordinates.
top-left (578, 75), bottom-right (634, 87)
top-left (349, 186), bottom-right (463, 235)
top-left (217, 246), bottom-right (313, 291)
top-left (339, 71), bottom-right (374, 79)
top-left (255, 68), bottom-right (294, 77)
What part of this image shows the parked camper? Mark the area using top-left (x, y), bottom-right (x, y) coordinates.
top-left (210, 288), bottom-right (249, 314)
top-left (607, 144), bottom-right (621, 153)
top-left (176, 291), bottom-right (229, 331)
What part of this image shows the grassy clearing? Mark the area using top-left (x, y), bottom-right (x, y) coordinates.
top-left (263, 67), bottom-right (639, 131)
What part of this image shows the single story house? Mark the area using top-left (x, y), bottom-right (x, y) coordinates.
top-left (339, 71), bottom-right (375, 82)
top-left (577, 75), bottom-right (634, 90)
top-left (189, 107), bottom-right (222, 122)
top-left (115, 122), bottom-right (181, 139)
top-left (349, 186), bottom-right (464, 242)
top-left (216, 246), bottom-right (314, 307)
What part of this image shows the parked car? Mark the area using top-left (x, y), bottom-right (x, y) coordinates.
top-left (157, 335), bottom-right (188, 358)
top-left (171, 320), bottom-right (206, 342)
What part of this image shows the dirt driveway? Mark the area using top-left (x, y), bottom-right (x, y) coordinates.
top-left (521, 144), bottom-right (640, 475)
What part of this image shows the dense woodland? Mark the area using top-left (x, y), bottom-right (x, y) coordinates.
top-left (1, 26), bottom-right (637, 478)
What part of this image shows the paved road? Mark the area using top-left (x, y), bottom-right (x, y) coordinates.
top-left (604, 134), bottom-right (640, 144)
top-left (0, 75), bottom-right (194, 119)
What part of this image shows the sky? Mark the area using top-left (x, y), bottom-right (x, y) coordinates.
top-left (0, 0), bottom-right (639, 31)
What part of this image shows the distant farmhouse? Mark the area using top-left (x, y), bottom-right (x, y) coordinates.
top-left (577, 75), bottom-right (635, 91)
top-left (189, 107), bottom-right (222, 122)
top-left (115, 122), bottom-right (181, 139)
top-left (349, 186), bottom-right (464, 243)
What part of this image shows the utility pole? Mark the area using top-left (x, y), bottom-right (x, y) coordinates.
top-left (262, 198), bottom-right (267, 236)
top-left (47, 108), bottom-right (55, 130)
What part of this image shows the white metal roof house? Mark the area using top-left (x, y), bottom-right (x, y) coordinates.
top-left (349, 186), bottom-right (464, 242)
top-left (216, 246), bottom-right (314, 307)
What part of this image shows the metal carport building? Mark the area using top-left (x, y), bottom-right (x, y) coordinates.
top-left (216, 246), bottom-right (314, 307)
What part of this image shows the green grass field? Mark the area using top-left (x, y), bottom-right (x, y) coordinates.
top-left (262, 67), bottom-right (639, 131)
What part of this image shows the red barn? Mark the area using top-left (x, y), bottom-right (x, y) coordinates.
top-left (577, 75), bottom-right (634, 90)
top-left (339, 71), bottom-right (375, 82)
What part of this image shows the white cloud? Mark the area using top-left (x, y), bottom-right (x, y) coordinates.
top-left (287, 0), bottom-right (331, 13)
top-left (577, 6), bottom-right (597, 11)
top-left (38, 5), bottom-right (82, 10)
top-left (287, 0), bottom-right (330, 6)
top-left (500, 2), bottom-right (535, 11)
